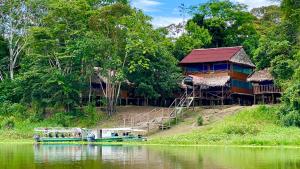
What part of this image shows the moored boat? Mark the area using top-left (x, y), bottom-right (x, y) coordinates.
top-left (87, 128), bottom-right (147, 142)
top-left (34, 127), bottom-right (147, 143)
top-left (34, 128), bottom-right (88, 142)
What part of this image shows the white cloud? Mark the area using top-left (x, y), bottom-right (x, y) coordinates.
top-left (131, 0), bottom-right (162, 12)
top-left (233, 0), bottom-right (279, 9)
top-left (151, 16), bottom-right (183, 28)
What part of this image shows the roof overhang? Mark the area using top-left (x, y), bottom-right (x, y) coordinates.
top-left (186, 75), bottom-right (231, 88)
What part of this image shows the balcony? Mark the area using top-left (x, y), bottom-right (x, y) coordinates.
top-left (253, 85), bottom-right (282, 94)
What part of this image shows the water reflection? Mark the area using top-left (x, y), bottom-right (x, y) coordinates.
top-left (33, 144), bottom-right (167, 168)
top-left (1, 144), bottom-right (300, 169)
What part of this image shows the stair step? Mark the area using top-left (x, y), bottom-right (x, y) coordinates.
top-left (158, 125), bottom-right (171, 130)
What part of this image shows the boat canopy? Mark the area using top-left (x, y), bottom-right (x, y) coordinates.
top-left (34, 127), bottom-right (83, 133)
top-left (101, 128), bottom-right (146, 132)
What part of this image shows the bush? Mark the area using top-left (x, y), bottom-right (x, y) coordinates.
top-left (79, 104), bottom-right (105, 127)
top-left (1, 116), bottom-right (16, 129)
top-left (223, 123), bottom-right (259, 135)
top-left (51, 112), bottom-right (73, 127)
top-left (0, 102), bottom-right (28, 119)
top-left (197, 116), bottom-right (204, 126)
top-left (281, 110), bottom-right (300, 127)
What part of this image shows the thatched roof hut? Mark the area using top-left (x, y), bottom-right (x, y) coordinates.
top-left (184, 75), bottom-right (230, 89)
top-left (247, 68), bottom-right (274, 83)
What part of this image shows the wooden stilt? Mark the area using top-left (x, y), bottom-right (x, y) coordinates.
top-left (254, 95), bottom-right (256, 105)
top-left (193, 85), bottom-right (195, 110)
top-left (221, 86), bottom-right (224, 105)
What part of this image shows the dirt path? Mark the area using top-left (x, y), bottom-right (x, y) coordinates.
top-left (96, 105), bottom-right (246, 137)
top-left (97, 106), bottom-right (170, 128)
top-left (150, 106), bottom-right (245, 138)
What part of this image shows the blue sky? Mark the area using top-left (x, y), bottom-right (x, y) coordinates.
top-left (131, 0), bottom-right (278, 27)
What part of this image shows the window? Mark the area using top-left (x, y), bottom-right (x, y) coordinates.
top-left (213, 63), bottom-right (228, 71)
top-left (185, 64), bottom-right (209, 73)
top-left (232, 79), bottom-right (252, 89)
top-left (233, 64), bottom-right (253, 74)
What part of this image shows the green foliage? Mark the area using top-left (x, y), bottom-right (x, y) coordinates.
top-left (173, 21), bottom-right (211, 60)
top-left (0, 102), bottom-right (28, 119)
top-left (1, 116), bottom-right (16, 129)
top-left (281, 111), bottom-right (300, 127)
top-left (223, 123), bottom-right (259, 135)
top-left (280, 70), bottom-right (300, 127)
top-left (149, 106), bottom-right (300, 146)
top-left (270, 55), bottom-right (294, 82)
top-left (197, 115), bottom-right (203, 126)
top-left (50, 112), bottom-right (74, 127)
top-left (254, 38), bottom-right (291, 69)
top-left (189, 0), bottom-right (258, 56)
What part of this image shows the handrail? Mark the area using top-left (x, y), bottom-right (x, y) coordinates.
top-left (253, 85), bottom-right (282, 94)
top-left (124, 91), bottom-right (195, 130)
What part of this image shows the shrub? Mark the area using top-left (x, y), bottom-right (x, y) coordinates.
top-left (1, 116), bottom-right (16, 129)
top-left (281, 110), bottom-right (300, 127)
top-left (0, 102), bottom-right (28, 119)
top-left (51, 112), bottom-right (73, 127)
top-left (84, 104), bottom-right (97, 118)
top-left (223, 123), bottom-right (259, 135)
top-left (197, 116), bottom-right (204, 126)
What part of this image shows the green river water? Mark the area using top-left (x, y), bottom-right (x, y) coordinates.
top-left (0, 144), bottom-right (300, 169)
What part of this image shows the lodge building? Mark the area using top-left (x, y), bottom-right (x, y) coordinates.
top-left (179, 46), bottom-right (278, 105)
top-left (90, 46), bottom-right (282, 107)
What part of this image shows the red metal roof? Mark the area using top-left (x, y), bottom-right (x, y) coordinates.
top-left (180, 46), bottom-right (242, 64)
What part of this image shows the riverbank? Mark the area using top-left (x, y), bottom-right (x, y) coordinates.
top-left (149, 105), bottom-right (300, 146)
top-left (1, 105), bottom-right (300, 147)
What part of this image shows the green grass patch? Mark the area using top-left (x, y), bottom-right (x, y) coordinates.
top-left (149, 105), bottom-right (300, 146)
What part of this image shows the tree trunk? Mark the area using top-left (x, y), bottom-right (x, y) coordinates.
top-left (88, 75), bottom-right (92, 103)
top-left (0, 71), bottom-right (3, 81)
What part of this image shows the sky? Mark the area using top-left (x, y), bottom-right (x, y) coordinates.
top-left (131, 0), bottom-right (279, 27)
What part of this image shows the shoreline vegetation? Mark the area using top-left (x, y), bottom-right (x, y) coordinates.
top-left (0, 0), bottom-right (299, 151)
top-left (2, 105), bottom-right (300, 147)
top-left (150, 106), bottom-right (300, 146)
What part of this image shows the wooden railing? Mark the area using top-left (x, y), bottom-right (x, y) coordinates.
top-left (253, 85), bottom-right (282, 94)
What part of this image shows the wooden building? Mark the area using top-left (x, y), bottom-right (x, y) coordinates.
top-left (247, 68), bottom-right (282, 104)
top-left (180, 46), bottom-right (255, 105)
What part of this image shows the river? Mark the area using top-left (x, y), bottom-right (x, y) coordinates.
top-left (0, 144), bottom-right (300, 169)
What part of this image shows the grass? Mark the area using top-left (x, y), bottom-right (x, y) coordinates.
top-left (0, 110), bottom-right (107, 142)
top-left (2, 105), bottom-right (300, 147)
top-left (149, 105), bottom-right (300, 146)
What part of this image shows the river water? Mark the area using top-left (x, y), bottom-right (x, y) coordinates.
top-left (0, 144), bottom-right (300, 169)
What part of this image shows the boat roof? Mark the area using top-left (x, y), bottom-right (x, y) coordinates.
top-left (101, 128), bottom-right (146, 132)
top-left (34, 127), bottom-right (146, 132)
top-left (34, 127), bottom-right (83, 133)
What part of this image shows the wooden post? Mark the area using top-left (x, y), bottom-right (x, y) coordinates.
top-left (262, 94), bottom-right (265, 104)
top-left (193, 85), bottom-right (195, 110)
top-left (126, 98), bottom-right (128, 106)
top-left (254, 95), bottom-right (256, 105)
top-left (221, 86), bottom-right (224, 105)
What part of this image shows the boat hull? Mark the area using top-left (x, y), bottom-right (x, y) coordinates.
top-left (37, 138), bottom-right (82, 142)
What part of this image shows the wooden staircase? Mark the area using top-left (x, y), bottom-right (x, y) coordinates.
top-left (123, 92), bottom-right (194, 132)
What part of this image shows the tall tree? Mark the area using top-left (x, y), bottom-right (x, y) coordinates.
top-left (189, 0), bottom-right (258, 56)
top-left (0, 0), bottom-right (32, 80)
top-left (173, 21), bottom-right (211, 60)
top-left (0, 36), bottom-right (8, 81)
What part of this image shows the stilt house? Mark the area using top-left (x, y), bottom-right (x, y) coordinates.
top-left (180, 46), bottom-right (255, 105)
top-left (247, 68), bottom-right (282, 104)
